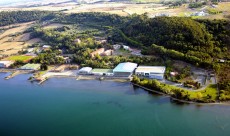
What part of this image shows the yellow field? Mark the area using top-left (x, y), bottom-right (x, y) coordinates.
top-left (0, 37), bottom-right (12, 44)
top-left (64, 3), bottom-right (166, 16)
top-left (0, 22), bottom-right (42, 56)
top-left (0, 22), bottom-right (34, 39)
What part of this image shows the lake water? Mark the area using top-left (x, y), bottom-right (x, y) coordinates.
top-left (0, 73), bottom-right (230, 136)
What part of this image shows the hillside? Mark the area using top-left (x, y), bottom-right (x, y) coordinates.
top-left (112, 15), bottom-right (230, 61)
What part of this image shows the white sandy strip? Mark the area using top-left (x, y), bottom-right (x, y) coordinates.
top-left (42, 71), bottom-right (75, 78)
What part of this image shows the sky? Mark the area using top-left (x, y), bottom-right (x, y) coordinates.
top-left (0, 0), bottom-right (70, 6)
top-left (0, 0), bottom-right (36, 5)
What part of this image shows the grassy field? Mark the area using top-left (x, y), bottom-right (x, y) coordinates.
top-left (189, 84), bottom-right (218, 101)
top-left (3, 55), bottom-right (34, 62)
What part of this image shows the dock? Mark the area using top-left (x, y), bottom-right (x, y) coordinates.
top-left (5, 70), bottom-right (33, 80)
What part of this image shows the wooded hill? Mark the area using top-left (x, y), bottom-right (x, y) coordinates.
top-left (0, 11), bottom-right (50, 26)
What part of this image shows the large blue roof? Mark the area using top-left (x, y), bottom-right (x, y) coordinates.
top-left (113, 62), bottom-right (137, 73)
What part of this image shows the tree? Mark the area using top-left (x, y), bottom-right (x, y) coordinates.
top-left (40, 64), bottom-right (48, 71)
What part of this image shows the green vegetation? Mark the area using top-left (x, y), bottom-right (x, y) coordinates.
top-left (9, 60), bottom-right (25, 68)
top-left (189, 2), bottom-right (205, 8)
top-left (30, 50), bottom-right (64, 65)
top-left (207, 8), bottom-right (222, 15)
top-left (6, 55), bottom-right (34, 62)
top-left (0, 11), bottom-right (50, 26)
top-left (132, 76), bottom-right (217, 103)
top-left (218, 65), bottom-right (230, 101)
top-left (143, 44), bottom-right (212, 68)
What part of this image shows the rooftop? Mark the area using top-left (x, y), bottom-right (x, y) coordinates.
top-left (91, 69), bottom-right (113, 73)
top-left (0, 61), bottom-right (13, 64)
top-left (20, 63), bottom-right (41, 70)
top-left (136, 66), bottom-right (166, 74)
top-left (79, 67), bottom-right (92, 72)
top-left (113, 62), bottom-right (137, 73)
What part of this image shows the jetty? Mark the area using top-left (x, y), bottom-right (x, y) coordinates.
top-left (4, 70), bottom-right (33, 79)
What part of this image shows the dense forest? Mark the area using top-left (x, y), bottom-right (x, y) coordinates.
top-left (116, 15), bottom-right (230, 58)
top-left (0, 11), bottom-right (50, 26)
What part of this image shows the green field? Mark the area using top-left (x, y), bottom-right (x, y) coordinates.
top-left (5, 55), bottom-right (34, 62)
top-left (189, 84), bottom-right (218, 101)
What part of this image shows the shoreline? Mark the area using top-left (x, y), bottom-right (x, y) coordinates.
top-left (131, 83), bottom-right (230, 106)
top-left (1, 71), bottom-right (230, 105)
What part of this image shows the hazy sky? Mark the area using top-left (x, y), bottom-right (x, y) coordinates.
top-left (0, 0), bottom-right (31, 5)
top-left (0, 0), bottom-right (43, 5)
top-left (0, 0), bottom-right (72, 6)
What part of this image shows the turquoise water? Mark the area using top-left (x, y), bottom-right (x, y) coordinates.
top-left (0, 73), bottom-right (230, 136)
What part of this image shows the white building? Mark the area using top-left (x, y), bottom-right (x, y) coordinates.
top-left (135, 66), bottom-right (166, 80)
top-left (0, 61), bottom-right (13, 68)
top-left (42, 45), bottom-right (51, 50)
top-left (78, 67), bottom-right (92, 75)
top-left (113, 62), bottom-right (137, 77)
top-left (123, 45), bottom-right (130, 50)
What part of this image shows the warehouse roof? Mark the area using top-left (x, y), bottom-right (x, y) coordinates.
top-left (113, 62), bottom-right (137, 73)
top-left (136, 66), bottom-right (166, 74)
top-left (79, 67), bottom-right (92, 72)
top-left (91, 69), bottom-right (113, 73)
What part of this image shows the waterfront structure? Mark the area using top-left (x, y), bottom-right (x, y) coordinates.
top-left (135, 66), bottom-right (166, 80)
top-left (91, 69), bottom-right (113, 76)
top-left (0, 61), bottom-right (13, 68)
top-left (19, 63), bottom-right (41, 70)
top-left (78, 67), bottom-right (92, 75)
top-left (113, 62), bottom-right (137, 77)
top-left (90, 48), bottom-right (105, 58)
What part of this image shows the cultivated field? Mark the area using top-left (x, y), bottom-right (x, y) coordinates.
top-left (3, 55), bottom-right (34, 62)
top-left (0, 22), bottom-right (43, 56)
top-left (0, 22), bottom-right (34, 39)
